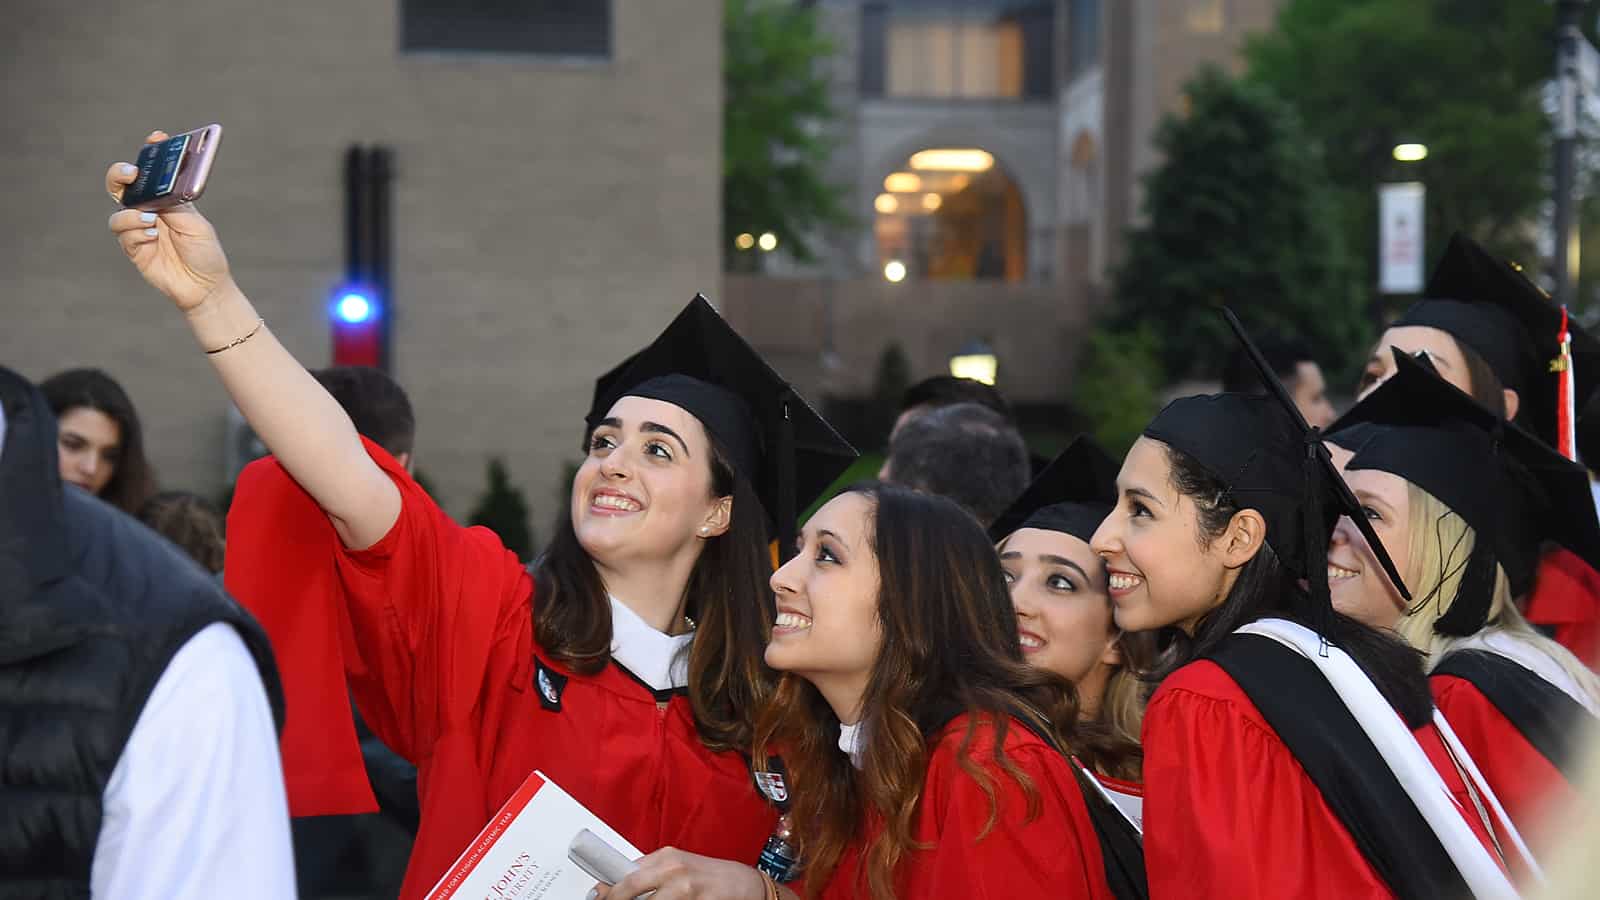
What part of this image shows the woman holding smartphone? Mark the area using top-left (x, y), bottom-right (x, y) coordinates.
top-left (104, 135), bottom-right (855, 899)
top-left (599, 484), bottom-right (1116, 899)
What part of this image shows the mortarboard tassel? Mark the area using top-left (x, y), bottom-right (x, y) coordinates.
top-left (1555, 305), bottom-right (1578, 462)
top-left (777, 395), bottom-right (797, 565)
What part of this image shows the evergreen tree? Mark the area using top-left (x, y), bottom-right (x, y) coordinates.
top-left (868, 341), bottom-right (912, 448)
top-left (1246, 0), bottom-right (1553, 274)
top-left (469, 458), bottom-right (535, 562)
top-left (1072, 327), bottom-right (1163, 458)
top-left (1112, 66), bottom-right (1364, 380)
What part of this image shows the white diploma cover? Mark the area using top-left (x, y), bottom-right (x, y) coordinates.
top-left (426, 770), bottom-right (643, 900)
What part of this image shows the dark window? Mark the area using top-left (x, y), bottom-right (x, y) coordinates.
top-left (402, 0), bottom-right (611, 57)
top-left (860, 3), bottom-right (888, 97)
top-left (861, 1), bottom-right (1054, 100)
top-left (1066, 0), bottom-right (1100, 80)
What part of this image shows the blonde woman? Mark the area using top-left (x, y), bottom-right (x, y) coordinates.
top-left (1328, 352), bottom-right (1600, 847)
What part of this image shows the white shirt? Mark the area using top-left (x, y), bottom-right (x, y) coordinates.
top-left (91, 623), bottom-right (296, 898)
top-left (608, 596), bottom-right (694, 692)
top-left (836, 721), bottom-right (866, 769)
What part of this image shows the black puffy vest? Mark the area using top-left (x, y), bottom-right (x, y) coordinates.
top-left (0, 369), bottom-right (284, 898)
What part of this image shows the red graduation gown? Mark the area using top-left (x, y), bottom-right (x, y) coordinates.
top-left (225, 451), bottom-right (377, 816)
top-left (1524, 547), bottom-right (1600, 668)
top-left (814, 714), bottom-right (1115, 899)
top-left (226, 441), bottom-right (777, 899)
top-left (1431, 673), bottom-right (1572, 842)
top-left (1142, 660), bottom-right (1501, 900)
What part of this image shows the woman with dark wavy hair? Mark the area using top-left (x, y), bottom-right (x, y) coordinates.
top-left (40, 367), bottom-right (157, 514)
top-left (990, 438), bottom-right (1153, 794)
top-left (1090, 386), bottom-right (1515, 899)
top-left (600, 482), bottom-right (1114, 900)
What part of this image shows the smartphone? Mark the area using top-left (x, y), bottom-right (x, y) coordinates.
top-left (120, 124), bottom-right (223, 210)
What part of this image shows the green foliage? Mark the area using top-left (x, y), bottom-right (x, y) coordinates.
top-left (1072, 327), bottom-right (1163, 458)
top-left (867, 341), bottom-right (912, 448)
top-left (1112, 66), bottom-right (1365, 381)
top-left (1245, 0), bottom-right (1552, 278)
top-left (724, 0), bottom-right (850, 264)
top-left (803, 453), bottom-right (884, 523)
top-left (469, 458), bottom-right (535, 562)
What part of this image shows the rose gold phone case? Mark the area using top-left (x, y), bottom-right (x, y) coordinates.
top-left (169, 124), bottom-right (223, 205)
top-left (127, 124), bottom-right (223, 210)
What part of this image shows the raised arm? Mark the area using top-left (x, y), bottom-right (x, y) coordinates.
top-left (106, 132), bottom-right (399, 548)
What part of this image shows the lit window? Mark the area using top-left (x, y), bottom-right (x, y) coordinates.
top-left (1186, 0), bottom-right (1225, 34)
top-left (863, 1), bottom-right (1054, 100)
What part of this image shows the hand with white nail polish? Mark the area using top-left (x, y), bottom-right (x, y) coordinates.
top-left (104, 131), bottom-right (234, 314)
top-left (591, 847), bottom-right (791, 900)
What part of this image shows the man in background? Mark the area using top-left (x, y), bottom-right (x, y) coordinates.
top-left (230, 365), bottom-right (420, 899)
top-left (880, 402), bottom-right (1031, 527)
top-left (892, 374), bottom-right (1015, 440)
top-left (1221, 333), bottom-right (1336, 428)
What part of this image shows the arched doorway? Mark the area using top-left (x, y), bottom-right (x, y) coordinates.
top-left (874, 148), bottom-right (1028, 282)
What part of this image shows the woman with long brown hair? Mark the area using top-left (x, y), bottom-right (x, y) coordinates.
top-left (39, 367), bottom-right (157, 514)
top-left (990, 438), bottom-right (1153, 806)
top-left (599, 483), bottom-right (1115, 899)
top-left (104, 137), bottom-right (855, 899)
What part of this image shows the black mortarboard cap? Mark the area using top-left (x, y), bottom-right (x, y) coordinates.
top-left (586, 296), bottom-right (858, 558)
top-left (1142, 310), bottom-right (1412, 630)
top-left (1326, 350), bottom-right (1600, 634)
top-left (988, 437), bottom-right (1119, 544)
top-left (1393, 232), bottom-right (1600, 447)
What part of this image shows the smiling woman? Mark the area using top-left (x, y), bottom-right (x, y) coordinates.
top-left (601, 483), bottom-right (1117, 900)
top-left (1327, 354), bottom-right (1600, 854)
top-left (1087, 382), bottom-right (1514, 899)
top-left (990, 437), bottom-right (1151, 785)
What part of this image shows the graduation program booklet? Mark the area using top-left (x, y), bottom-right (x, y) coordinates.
top-left (425, 770), bottom-right (643, 900)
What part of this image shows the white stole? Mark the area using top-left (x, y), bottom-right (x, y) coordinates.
top-left (1236, 618), bottom-right (1531, 899)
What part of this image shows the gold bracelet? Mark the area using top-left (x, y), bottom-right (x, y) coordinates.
top-left (759, 870), bottom-right (779, 900)
top-left (204, 317), bottom-right (265, 355)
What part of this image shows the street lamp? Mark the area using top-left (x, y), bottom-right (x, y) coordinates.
top-left (1392, 143), bottom-right (1428, 162)
top-left (949, 339), bottom-right (998, 386)
top-left (758, 232), bottom-right (778, 252)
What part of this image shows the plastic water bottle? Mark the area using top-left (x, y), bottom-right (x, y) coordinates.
top-left (756, 814), bottom-right (800, 883)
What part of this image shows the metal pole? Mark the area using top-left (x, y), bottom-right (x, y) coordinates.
top-left (1553, 0), bottom-right (1584, 307)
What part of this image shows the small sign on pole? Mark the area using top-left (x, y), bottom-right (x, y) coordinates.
top-left (1378, 182), bottom-right (1426, 294)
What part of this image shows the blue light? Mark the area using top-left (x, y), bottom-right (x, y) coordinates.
top-left (336, 293), bottom-right (373, 324)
